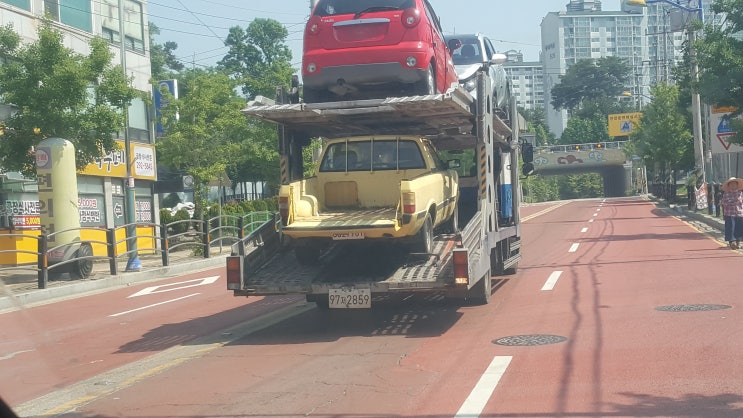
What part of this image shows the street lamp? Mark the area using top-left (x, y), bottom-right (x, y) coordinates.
top-left (627, 0), bottom-right (706, 186)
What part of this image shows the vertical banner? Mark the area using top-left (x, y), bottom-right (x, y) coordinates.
top-left (154, 79), bottom-right (178, 137)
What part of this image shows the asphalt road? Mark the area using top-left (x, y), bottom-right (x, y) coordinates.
top-left (3, 197), bottom-right (742, 417)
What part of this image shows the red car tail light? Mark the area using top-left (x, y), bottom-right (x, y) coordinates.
top-left (401, 8), bottom-right (421, 28)
top-left (306, 16), bottom-right (322, 35)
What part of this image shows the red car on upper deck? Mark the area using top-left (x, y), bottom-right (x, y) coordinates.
top-left (302, 0), bottom-right (459, 103)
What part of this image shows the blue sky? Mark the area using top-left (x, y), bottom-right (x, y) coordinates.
top-left (148, 0), bottom-right (622, 70)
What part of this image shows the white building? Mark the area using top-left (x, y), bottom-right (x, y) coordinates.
top-left (504, 59), bottom-right (545, 111)
top-left (539, 0), bottom-right (715, 137)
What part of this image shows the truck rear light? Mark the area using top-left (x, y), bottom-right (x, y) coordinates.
top-left (401, 8), bottom-right (421, 28)
top-left (226, 256), bottom-right (243, 290)
top-left (453, 249), bottom-right (468, 285)
top-left (402, 192), bottom-right (416, 214)
top-left (279, 196), bottom-right (290, 225)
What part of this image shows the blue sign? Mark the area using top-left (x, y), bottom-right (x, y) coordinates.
top-left (154, 79), bottom-right (178, 137)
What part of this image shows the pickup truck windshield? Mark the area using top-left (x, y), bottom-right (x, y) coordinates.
top-left (319, 140), bottom-right (425, 172)
top-left (313, 0), bottom-right (415, 17)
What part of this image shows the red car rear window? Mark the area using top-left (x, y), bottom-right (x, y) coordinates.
top-left (313, 0), bottom-right (415, 17)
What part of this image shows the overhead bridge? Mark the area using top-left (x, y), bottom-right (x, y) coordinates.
top-left (531, 141), bottom-right (630, 197)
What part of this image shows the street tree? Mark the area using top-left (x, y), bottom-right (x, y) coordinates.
top-left (630, 84), bottom-right (692, 175)
top-left (155, 69), bottom-right (246, 209)
top-left (149, 22), bottom-right (184, 81)
top-left (695, 0), bottom-right (743, 144)
top-left (218, 18), bottom-right (294, 99)
top-left (560, 112), bottom-right (611, 145)
top-left (550, 57), bottom-right (631, 112)
top-left (520, 107), bottom-right (555, 146)
top-left (0, 21), bottom-right (139, 176)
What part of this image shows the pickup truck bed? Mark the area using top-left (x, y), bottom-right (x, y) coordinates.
top-left (283, 208), bottom-right (397, 231)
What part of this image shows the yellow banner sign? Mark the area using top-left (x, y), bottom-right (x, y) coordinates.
top-left (80, 141), bottom-right (157, 180)
top-left (608, 112), bottom-right (643, 137)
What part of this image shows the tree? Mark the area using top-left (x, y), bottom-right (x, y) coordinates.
top-left (0, 21), bottom-right (139, 176)
top-left (550, 57), bottom-right (631, 112)
top-left (149, 22), bottom-right (184, 81)
top-left (521, 107), bottom-right (555, 145)
top-left (155, 69), bottom-right (247, 209)
top-left (560, 113), bottom-right (611, 145)
top-left (218, 19), bottom-right (294, 99)
top-left (695, 0), bottom-right (743, 144)
top-left (630, 84), bottom-right (692, 175)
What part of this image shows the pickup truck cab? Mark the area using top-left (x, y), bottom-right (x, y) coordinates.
top-left (279, 135), bottom-right (459, 264)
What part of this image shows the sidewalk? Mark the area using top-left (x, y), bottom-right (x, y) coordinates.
top-left (0, 248), bottom-right (231, 311)
top-left (652, 197), bottom-right (727, 242)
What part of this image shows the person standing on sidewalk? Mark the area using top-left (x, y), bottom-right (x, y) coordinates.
top-left (721, 177), bottom-right (743, 249)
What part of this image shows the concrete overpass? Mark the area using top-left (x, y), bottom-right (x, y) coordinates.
top-left (532, 141), bottom-right (630, 197)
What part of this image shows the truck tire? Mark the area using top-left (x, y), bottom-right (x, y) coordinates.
top-left (411, 215), bottom-right (433, 254)
top-left (295, 245), bottom-right (320, 265)
top-left (468, 268), bottom-right (492, 304)
top-left (415, 64), bottom-right (436, 96)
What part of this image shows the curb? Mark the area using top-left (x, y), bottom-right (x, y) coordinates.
top-left (0, 255), bottom-right (228, 312)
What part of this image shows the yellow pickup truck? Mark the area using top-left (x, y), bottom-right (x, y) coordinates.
top-left (279, 135), bottom-right (459, 264)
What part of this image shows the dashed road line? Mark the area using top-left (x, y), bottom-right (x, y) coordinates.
top-left (581, 227), bottom-right (588, 233)
top-left (541, 271), bottom-right (563, 291)
top-left (455, 356), bottom-right (513, 417)
top-left (569, 243), bottom-right (580, 253)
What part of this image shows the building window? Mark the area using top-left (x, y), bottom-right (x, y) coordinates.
top-left (3, 0), bottom-right (31, 11)
top-left (101, 0), bottom-right (145, 53)
top-left (44, 0), bottom-right (93, 32)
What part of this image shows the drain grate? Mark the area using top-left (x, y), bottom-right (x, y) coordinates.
top-left (492, 334), bottom-right (567, 346)
top-left (655, 304), bottom-right (732, 312)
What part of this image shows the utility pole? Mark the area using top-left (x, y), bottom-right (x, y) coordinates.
top-left (119, 0), bottom-right (140, 271)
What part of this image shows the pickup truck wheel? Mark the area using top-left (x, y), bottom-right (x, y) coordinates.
top-left (295, 245), bottom-right (320, 265)
top-left (415, 64), bottom-right (436, 96)
top-left (442, 204), bottom-right (459, 234)
top-left (469, 268), bottom-right (492, 305)
top-left (411, 215), bottom-right (433, 254)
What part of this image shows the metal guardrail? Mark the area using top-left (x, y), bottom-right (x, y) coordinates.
top-left (0, 211), bottom-right (275, 289)
top-left (535, 140), bottom-right (628, 153)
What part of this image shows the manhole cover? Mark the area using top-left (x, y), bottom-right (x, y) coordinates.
top-left (492, 334), bottom-right (567, 346)
top-left (655, 304), bottom-right (732, 312)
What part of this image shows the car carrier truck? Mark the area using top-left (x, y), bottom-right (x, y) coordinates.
top-left (226, 72), bottom-right (528, 308)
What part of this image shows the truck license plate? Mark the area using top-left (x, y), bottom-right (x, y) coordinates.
top-left (328, 288), bottom-right (372, 309)
top-left (332, 232), bottom-right (364, 240)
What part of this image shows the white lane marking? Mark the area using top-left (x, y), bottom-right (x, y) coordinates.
top-left (0, 349), bottom-right (36, 361)
top-left (589, 219), bottom-right (595, 223)
top-left (110, 293), bottom-right (200, 317)
top-left (593, 213), bottom-right (599, 217)
top-left (455, 355), bottom-right (512, 417)
top-left (581, 227), bottom-right (589, 233)
top-left (597, 208), bottom-right (601, 211)
top-left (602, 199), bottom-right (606, 202)
top-left (128, 276), bottom-right (220, 298)
top-left (569, 243), bottom-right (580, 253)
top-left (541, 271), bottom-right (563, 291)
